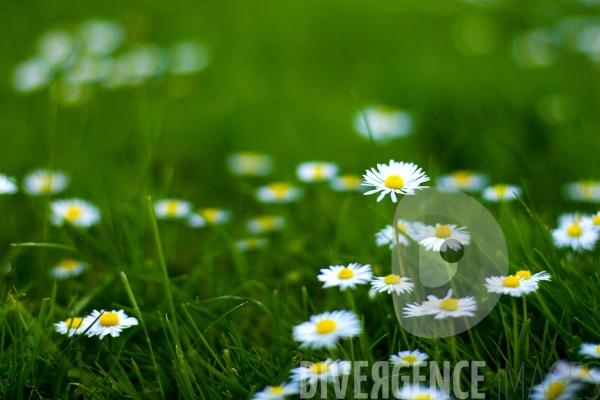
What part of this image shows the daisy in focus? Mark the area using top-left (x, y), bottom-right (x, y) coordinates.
top-left (395, 384), bottom-right (449, 400)
top-left (353, 106), bottom-right (414, 144)
top-left (403, 289), bottom-right (477, 319)
top-left (435, 170), bottom-right (488, 192)
top-left (0, 174), bottom-right (18, 194)
top-left (55, 317), bottom-right (87, 336)
top-left (246, 215), bottom-right (285, 234)
top-left (363, 160), bottom-right (429, 202)
top-left (296, 162), bottom-right (338, 182)
top-left (50, 259), bottom-right (87, 279)
top-left (376, 220), bottom-right (425, 249)
top-left (154, 199), bottom-right (193, 219)
top-left (317, 263), bottom-right (373, 291)
top-left (370, 274), bottom-right (414, 295)
top-left (390, 350), bottom-right (429, 367)
top-left (481, 184), bottom-right (522, 202)
top-left (565, 181), bottom-right (600, 203)
top-left (290, 359), bottom-right (351, 385)
top-left (50, 199), bottom-right (101, 228)
top-left (256, 182), bottom-right (302, 203)
top-left (83, 309), bottom-right (139, 339)
top-left (484, 275), bottom-right (539, 297)
top-left (552, 213), bottom-right (599, 251)
top-left (330, 174), bottom-right (364, 192)
top-left (293, 310), bottom-right (362, 349)
top-left (579, 343), bottom-right (600, 359)
top-left (417, 224), bottom-right (470, 252)
top-left (23, 169), bottom-right (69, 195)
top-left (187, 208), bottom-right (232, 228)
top-left (236, 237), bottom-right (269, 252)
top-left (252, 382), bottom-right (299, 400)
top-left (530, 370), bottom-right (583, 400)
top-left (227, 152), bottom-right (272, 176)
top-left (515, 270), bottom-right (551, 285)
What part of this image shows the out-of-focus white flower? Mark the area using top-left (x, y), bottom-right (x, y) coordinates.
top-left (353, 106), bottom-right (414, 143)
top-left (296, 162), bottom-right (338, 182)
top-left (78, 19), bottom-right (124, 56)
top-left (50, 199), bottom-right (101, 228)
top-left (169, 41), bottom-right (210, 75)
top-left (187, 208), bottom-right (232, 227)
top-left (50, 259), bottom-right (87, 279)
top-left (23, 169), bottom-right (69, 195)
top-left (330, 174), bottom-right (364, 192)
top-left (154, 199), bottom-right (193, 220)
top-left (236, 237), bottom-right (269, 252)
top-left (37, 30), bottom-right (75, 68)
top-left (252, 382), bottom-right (299, 400)
top-left (436, 171), bottom-right (488, 192)
top-left (227, 153), bottom-right (272, 176)
top-left (55, 317), bottom-right (87, 336)
top-left (256, 183), bottom-right (302, 203)
top-left (482, 184), bottom-right (522, 202)
top-left (0, 174), bottom-right (18, 195)
top-left (290, 359), bottom-right (351, 385)
top-left (123, 45), bottom-right (166, 84)
top-left (13, 58), bottom-right (52, 93)
top-left (565, 181), bottom-right (600, 202)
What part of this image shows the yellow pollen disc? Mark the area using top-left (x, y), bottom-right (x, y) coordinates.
top-left (269, 183), bottom-right (291, 198)
top-left (439, 298), bottom-right (459, 311)
top-left (384, 274), bottom-right (401, 285)
top-left (581, 182), bottom-right (595, 199)
top-left (384, 175), bottom-right (405, 190)
top-left (199, 208), bottom-right (219, 222)
top-left (435, 225), bottom-right (452, 239)
top-left (269, 386), bottom-right (284, 394)
top-left (504, 276), bottom-right (521, 288)
top-left (257, 216), bottom-right (276, 230)
top-left (315, 319), bottom-right (336, 335)
top-left (40, 176), bottom-right (55, 193)
top-left (309, 362), bottom-right (330, 374)
top-left (99, 312), bottom-right (120, 327)
top-left (546, 381), bottom-right (565, 399)
top-left (494, 184), bottom-right (508, 197)
top-left (567, 224), bottom-right (582, 238)
top-left (245, 238), bottom-right (260, 248)
top-left (313, 165), bottom-right (324, 179)
top-left (397, 223), bottom-right (407, 232)
top-left (451, 170), bottom-right (473, 188)
top-left (402, 355), bottom-right (418, 363)
top-left (596, 345), bottom-right (600, 354)
top-left (65, 317), bottom-right (83, 328)
top-left (66, 206), bottom-right (82, 221)
top-left (337, 268), bottom-right (354, 280)
top-left (516, 270), bottom-right (531, 280)
top-left (165, 201), bottom-right (179, 216)
top-left (341, 175), bottom-right (361, 187)
top-left (593, 216), bottom-right (600, 226)
top-left (60, 259), bottom-right (80, 271)
top-left (414, 394), bottom-right (432, 400)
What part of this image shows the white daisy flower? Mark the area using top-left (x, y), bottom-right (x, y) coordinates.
top-left (23, 169), bottom-right (70, 195)
top-left (78, 19), bottom-right (125, 57)
top-left (50, 259), bottom-right (87, 279)
top-left (187, 208), bottom-right (232, 228)
top-left (515, 270), bottom-right (551, 285)
top-left (290, 359), bottom-right (351, 385)
top-left (293, 310), bottom-right (362, 349)
top-left (484, 275), bottom-right (539, 297)
top-left (0, 174), bottom-right (18, 195)
top-left (403, 289), bottom-right (477, 319)
top-left (582, 211), bottom-right (600, 231)
top-left (565, 181), bottom-right (600, 203)
top-left (236, 237), bottom-right (269, 252)
top-left (317, 263), bottom-right (373, 291)
top-left (256, 182), bottom-right (303, 204)
top-left (329, 174), bottom-right (364, 192)
top-left (481, 184), bottom-right (522, 202)
top-left (417, 224), bottom-right (470, 252)
top-left (227, 152), bottom-right (272, 176)
top-left (390, 350), bottom-right (430, 367)
top-left (436, 170), bottom-right (488, 192)
top-left (353, 106), bottom-right (414, 144)
top-left (54, 317), bottom-right (87, 336)
top-left (246, 215), bottom-right (285, 234)
top-left (252, 382), bottom-right (299, 400)
top-left (50, 199), bottom-right (101, 228)
top-left (154, 199), bottom-right (193, 219)
top-left (553, 361), bottom-right (600, 384)
top-left (580, 343), bottom-right (600, 359)
top-left (530, 371), bottom-right (583, 400)
top-left (395, 384), bottom-right (449, 399)
top-left (552, 213), bottom-right (599, 251)
top-left (168, 41), bottom-right (209, 75)
top-left (84, 310), bottom-right (139, 339)
top-left (376, 220), bottom-right (425, 249)
top-left (12, 58), bottom-right (52, 93)
top-left (37, 30), bottom-right (75, 68)
top-left (296, 162), bottom-right (338, 182)
top-left (370, 275), bottom-right (414, 295)
top-left (363, 160), bottom-right (430, 202)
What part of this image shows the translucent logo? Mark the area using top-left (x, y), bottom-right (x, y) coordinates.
top-left (391, 187), bottom-right (508, 338)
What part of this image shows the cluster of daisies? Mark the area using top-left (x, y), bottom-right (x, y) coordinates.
top-left (55, 309), bottom-right (138, 339)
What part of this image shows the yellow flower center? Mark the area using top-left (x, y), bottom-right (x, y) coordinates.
top-left (245, 238), bottom-right (260, 248)
top-left (397, 223), bottom-right (407, 232)
top-left (504, 276), bottom-right (521, 288)
top-left (315, 319), bottom-right (336, 335)
top-left (337, 268), bottom-right (354, 280)
top-left (516, 270), bottom-right (531, 280)
top-left (402, 355), bottom-right (418, 363)
top-left (165, 201), bottom-right (180, 216)
top-left (341, 175), bottom-right (361, 187)
top-left (439, 298), bottom-right (459, 311)
top-left (65, 317), bottom-right (83, 328)
top-left (199, 208), bottom-right (219, 222)
top-left (66, 206), bottom-right (82, 221)
top-left (593, 216), bottom-right (600, 226)
top-left (60, 259), bottom-right (80, 271)
top-left (494, 184), bottom-right (508, 197)
top-left (269, 386), bottom-right (284, 394)
top-left (546, 381), bottom-right (564, 399)
top-left (580, 181), bottom-right (596, 199)
top-left (567, 224), bottom-right (583, 238)
top-left (257, 216), bottom-right (277, 230)
top-left (40, 176), bottom-right (55, 193)
top-left (384, 175), bottom-right (405, 190)
top-left (414, 394), bottom-right (432, 400)
top-left (309, 362), bottom-right (330, 375)
top-left (313, 165), bottom-right (324, 179)
top-left (596, 345), bottom-right (600, 354)
top-left (384, 274), bottom-right (401, 285)
top-left (99, 312), bottom-right (120, 327)
top-left (451, 170), bottom-right (473, 188)
top-left (435, 225), bottom-right (452, 239)
top-left (269, 183), bottom-right (292, 198)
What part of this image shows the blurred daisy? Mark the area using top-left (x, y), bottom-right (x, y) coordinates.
top-left (78, 19), bottom-right (124, 56)
top-left (84, 309), bottom-right (139, 339)
top-left (253, 382), bottom-right (299, 400)
top-left (363, 160), bottom-right (429, 202)
top-left (317, 263), bottom-right (373, 291)
top-left (122, 45), bottom-right (166, 84)
top-left (293, 310), bottom-right (362, 349)
top-left (580, 343), bottom-right (600, 359)
top-left (371, 274), bottom-right (414, 295)
top-left (390, 350), bottom-right (429, 367)
top-left (553, 361), bottom-right (600, 384)
top-left (12, 58), bottom-right (52, 93)
top-left (565, 181), bottom-right (600, 203)
top-left (247, 215), bottom-right (285, 234)
top-left (552, 213), bottom-right (599, 251)
top-left (484, 275), bottom-right (538, 297)
top-left (290, 359), bottom-right (351, 385)
top-left (582, 212), bottom-right (600, 231)
top-left (296, 162), bottom-right (338, 182)
top-left (0, 174), bottom-right (18, 194)
top-left (482, 184), bottom-right (522, 201)
top-left (227, 152), bottom-right (272, 176)
top-left (530, 370), bottom-right (583, 400)
top-left (330, 174), bottom-right (364, 192)
top-left (256, 182), bottom-right (302, 203)
top-left (403, 289), bottom-right (477, 319)
top-left (515, 270), bottom-right (551, 285)
top-left (169, 41), bottom-right (209, 75)
top-left (353, 106), bottom-right (414, 144)
top-left (23, 169), bottom-right (69, 195)
top-left (37, 30), bottom-right (75, 68)
top-left (395, 384), bottom-right (449, 400)
top-left (54, 317), bottom-right (87, 336)
top-left (50, 199), bottom-right (101, 228)
top-left (417, 224), bottom-right (470, 252)
top-left (376, 220), bottom-right (425, 249)
top-left (50, 259), bottom-right (86, 279)
top-left (436, 170), bottom-right (488, 192)
top-left (187, 208), bottom-right (232, 228)
top-left (236, 237), bottom-right (269, 252)
top-left (154, 199), bottom-right (193, 219)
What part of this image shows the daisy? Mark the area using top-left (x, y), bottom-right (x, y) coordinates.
top-left (256, 182), bottom-right (302, 204)
top-left (293, 310), bottom-right (362, 349)
top-left (403, 289), bottom-right (477, 319)
top-left (481, 184), bottom-right (522, 202)
top-left (317, 263), bottom-right (373, 291)
top-left (435, 170), bottom-right (488, 192)
top-left (370, 275), bottom-right (414, 295)
top-left (50, 199), bottom-right (101, 228)
top-left (187, 208), bottom-right (232, 228)
top-left (296, 162), bottom-right (338, 182)
top-left (579, 343), bottom-right (600, 359)
top-left (290, 359), bottom-right (351, 385)
top-left (530, 371), bottom-right (583, 400)
top-left (515, 270), bottom-right (551, 285)
top-left (582, 211), bottom-right (600, 231)
top-left (417, 224), bottom-right (470, 252)
top-left (363, 160), bottom-right (430, 202)
top-left (168, 41), bottom-right (209, 75)
top-left (390, 350), bottom-right (429, 367)
top-left (84, 309), bottom-right (139, 339)
top-left (330, 174), bottom-right (364, 192)
top-left (565, 181), bottom-right (600, 203)
top-left (54, 317), bottom-right (88, 336)
top-left (23, 169), bottom-right (70, 195)
top-left (78, 19), bottom-right (124, 57)
top-left (154, 199), bottom-right (193, 219)
top-left (37, 30), bottom-right (75, 68)
top-left (252, 382), bottom-right (299, 400)
top-left (246, 215), bottom-right (285, 234)
top-left (12, 58), bottom-right (52, 93)
top-left (395, 384), bottom-right (449, 399)
top-left (50, 259), bottom-right (86, 279)
top-left (0, 174), bottom-right (18, 194)
top-left (236, 237), bottom-right (269, 252)
top-left (227, 152), bottom-right (272, 176)
top-left (552, 213), bottom-right (599, 251)
top-left (553, 360), bottom-right (600, 384)
top-left (376, 220), bottom-right (425, 249)
top-left (484, 275), bottom-right (539, 297)
top-left (353, 106), bottom-right (414, 143)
